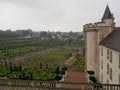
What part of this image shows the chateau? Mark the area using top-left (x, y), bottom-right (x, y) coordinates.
top-left (84, 5), bottom-right (120, 84)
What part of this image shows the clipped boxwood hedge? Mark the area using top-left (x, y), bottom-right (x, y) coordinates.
top-left (89, 76), bottom-right (97, 83)
top-left (87, 71), bottom-right (95, 75)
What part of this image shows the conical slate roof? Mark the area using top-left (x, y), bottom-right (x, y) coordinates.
top-left (102, 5), bottom-right (114, 20)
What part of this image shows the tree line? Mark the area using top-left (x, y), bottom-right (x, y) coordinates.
top-left (0, 29), bottom-right (84, 40)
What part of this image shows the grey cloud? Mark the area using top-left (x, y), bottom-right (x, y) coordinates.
top-left (0, 0), bottom-right (120, 31)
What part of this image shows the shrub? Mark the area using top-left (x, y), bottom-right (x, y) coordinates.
top-left (60, 70), bottom-right (65, 75)
top-left (54, 75), bottom-right (62, 81)
top-left (87, 71), bottom-right (95, 75)
top-left (7, 72), bottom-right (19, 79)
top-left (40, 63), bottom-right (43, 69)
top-left (89, 76), bottom-right (97, 83)
top-left (62, 66), bottom-right (67, 71)
top-left (54, 66), bottom-right (60, 74)
top-left (18, 64), bottom-right (22, 71)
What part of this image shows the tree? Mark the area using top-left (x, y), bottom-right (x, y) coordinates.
top-left (55, 66), bottom-right (60, 74)
top-left (13, 64), bottom-right (18, 71)
top-left (30, 72), bottom-right (33, 80)
top-left (40, 63), bottom-right (43, 69)
top-left (46, 64), bottom-right (48, 69)
top-left (22, 72), bottom-right (25, 79)
top-left (9, 62), bottom-right (13, 72)
top-left (40, 31), bottom-right (48, 37)
top-left (18, 64), bottom-right (22, 71)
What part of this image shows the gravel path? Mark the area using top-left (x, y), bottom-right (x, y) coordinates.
top-left (63, 53), bottom-right (88, 83)
top-left (64, 70), bottom-right (88, 83)
top-left (64, 56), bottom-right (75, 65)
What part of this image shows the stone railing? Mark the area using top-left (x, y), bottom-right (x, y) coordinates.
top-left (0, 79), bottom-right (120, 90)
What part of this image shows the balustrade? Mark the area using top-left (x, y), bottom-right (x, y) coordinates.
top-left (0, 79), bottom-right (120, 90)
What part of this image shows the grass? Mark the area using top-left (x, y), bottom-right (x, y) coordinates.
top-left (0, 64), bottom-right (10, 77)
top-left (22, 50), bottom-right (73, 65)
top-left (71, 57), bottom-right (85, 68)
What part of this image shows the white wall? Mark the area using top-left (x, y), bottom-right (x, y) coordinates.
top-left (86, 31), bottom-right (98, 74)
top-left (100, 46), bottom-right (120, 84)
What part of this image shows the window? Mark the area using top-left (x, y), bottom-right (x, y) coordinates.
top-left (110, 51), bottom-right (112, 63)
top-left (101, 47), bottom-right (103, 56)
top-left (101, 74), bottom-right (103, 82)
top-left (110, 68), bottom-right (112, 80)
top-left (119, 75), bottom-right (120, 84)
top-left (119, 54), bottom-right (120, 68)
top-left (101, 59), bottom-right (103, 69)
top-left (107, 49), bottom-right (109, 59)
top-left (107, 63), bottom-right (109, 74)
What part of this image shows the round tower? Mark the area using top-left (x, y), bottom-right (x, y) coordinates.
top-left (84, 23), bottom-right (99, 78)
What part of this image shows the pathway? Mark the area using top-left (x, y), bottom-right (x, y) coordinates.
top-left (61, 67), bottom-right (88, 89)
top-left (64, 68), bottom-right (88, 83)
top-left (63, 53), bottom-right (88, 83)
top-left (64, 56), bottom-right (75, 65)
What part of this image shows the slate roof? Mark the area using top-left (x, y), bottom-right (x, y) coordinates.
top-left (102, 5), bottom-right (114, 20)
top-left (100, 28), bottom-right (120, 51)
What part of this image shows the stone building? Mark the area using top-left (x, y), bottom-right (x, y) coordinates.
top-left (83, 5), bottom-right (120, 84)
top-left (99, 28), bottom-right (120, 84)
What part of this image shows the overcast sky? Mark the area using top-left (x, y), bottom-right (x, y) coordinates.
top-left (0, 0), bottom-right (120, 32)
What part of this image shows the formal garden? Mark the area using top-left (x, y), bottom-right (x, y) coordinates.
top-left (0, 62), bottom-right (67, 81)
top-left (0, 36), bottom-right (85, 81)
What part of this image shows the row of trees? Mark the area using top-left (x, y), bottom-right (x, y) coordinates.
top-left (0, 29), bottom-right (85, 40)
top-left (0, 29), bottom-right (32, 38)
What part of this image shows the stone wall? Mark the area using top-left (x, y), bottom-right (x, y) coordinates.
top-left (0, 86), bottom-right (50, 90)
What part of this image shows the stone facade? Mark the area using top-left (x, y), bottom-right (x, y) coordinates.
top-left (100, 46), bottom-right (120, 84)
top-left (83, 5), bottom-right (115, 80)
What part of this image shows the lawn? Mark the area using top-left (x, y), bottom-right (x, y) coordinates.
top-left (71, 57), bottom-right (85, 68)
